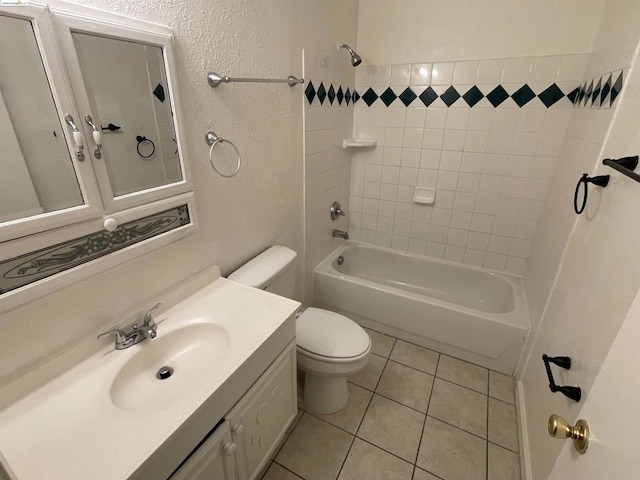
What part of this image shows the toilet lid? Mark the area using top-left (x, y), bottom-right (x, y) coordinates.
top-left (296, 308), bottom-right (371, 359)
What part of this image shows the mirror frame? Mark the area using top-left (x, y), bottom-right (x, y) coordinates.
top-left (52, 9), bottom-right (193, 213)
top-left (0, 2), bottom-right (198, 313)
top-left (0, 4), bottom-right (103, 243)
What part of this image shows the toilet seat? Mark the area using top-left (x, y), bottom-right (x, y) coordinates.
top-left (296, 308), bottom-right (371, 363)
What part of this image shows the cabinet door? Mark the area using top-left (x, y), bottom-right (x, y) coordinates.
top-left (52, 12), bottom-right (192, 214)
top-left (171, 420), bottom-right (238, 480)
top-left (228, 343), bottom-right (297, 480)
top-left (0, 6), bottom-right (102, 243)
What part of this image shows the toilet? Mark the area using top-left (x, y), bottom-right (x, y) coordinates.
top-left (228, 246), bottom-right (371, 414)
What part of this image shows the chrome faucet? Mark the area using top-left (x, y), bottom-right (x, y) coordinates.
top-left (332, 229), bottom-right (349, 240)
top-left (98, 303), bottom-right (161, 350)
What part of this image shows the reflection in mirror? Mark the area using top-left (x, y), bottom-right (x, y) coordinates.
top-left (0, 15), bottom-right (83, 223)
top-left (72, 33), bottom-right (182, 197)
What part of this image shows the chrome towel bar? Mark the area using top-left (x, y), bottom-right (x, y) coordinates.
top-left (207, 71), bottom-right (304, 88)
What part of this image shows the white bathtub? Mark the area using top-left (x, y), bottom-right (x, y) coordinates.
top-left (312, 242), bottom-right (529, 375)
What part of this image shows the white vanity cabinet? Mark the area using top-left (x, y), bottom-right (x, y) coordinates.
top-left (171, 421), bottom-right (238, 480)
top-left (171, 342), bottom-right (297, 480)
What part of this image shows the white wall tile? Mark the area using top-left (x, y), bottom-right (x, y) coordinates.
top-left (405, 108), bottom-right (426, 128)
top-left (423, 129), bottom-right (445, 149)
top-left (443, 130), bottom-right (466, 150)
top-left (453, 61), bottom-right (479, 84)
top-left (477, 59), bottom-right (505, 84)
top-left (410, 63), bottom-right (432, 86)
top-left (464, 248), bottom-right (486, 266)
top-left (431, 62), bottom-right (455, 85)
top-left (349, 54), bottom-right (578, 270)
top-left (386, 108), bottom-right (406, 127)
top-left (446, 108), bottom-right (470, 130)
top-left (425, 108), bottom-right (448, 129)
top-left (502, 57), bottom-right (532, 83)
top-left (420, 150), bottom-right (441, 169)
top-left (390, 64), bottom-right (411, 85)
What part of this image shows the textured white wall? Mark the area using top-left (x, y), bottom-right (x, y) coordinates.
top-left (519, 1), bottom-right (640, 478)
top-left (0, 0), bottom-right (358, 383)
top-left (357, 0), bottom-right (607, 65)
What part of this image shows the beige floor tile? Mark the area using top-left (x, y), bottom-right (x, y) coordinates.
top-left (488, 398), bottom-right (519, 452)
top-left (489, 370), bottom-right (515, 404)
top-left (412, 467), bottom-right (441, 480)
top-left (338, 438), bottom-right (414, 480)
top-left (488, 443), bottom-right (521, 480)
top-left (262, 462), bottom-right (304, 480)
top-left (436, 355), bottom-right (488, 394)
top-left (376, 360), bottom-right (434, 412)
top-left (428, 378), bottom-right (487, 437)
top-left (314, 384), bottom-right (372, 434)
top-left (276, 413), bottom-right (353, 480)
top-left (349, 353), bottom-right (386, 391)
top-left (417, 416), bottom-right (487, 480)
top-left (390, 340), bottom-right (439, 375)
top-left (357, 394), bottom-right (424, 463)
top-left (364, 328), bottom-right (396, 357)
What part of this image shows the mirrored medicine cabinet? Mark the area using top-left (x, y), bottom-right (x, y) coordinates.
top-left (0, 3), bottom-right (197, 310)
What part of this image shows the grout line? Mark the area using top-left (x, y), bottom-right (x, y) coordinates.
top-left (426, 414), bottom-right (489, 443)
top-left (487, 439), bottom-right (520, 455)
top-left (486, 369), bottom-right (490, 480)
top-left (270, 461), bottom-right (305, 480)
top-left (415, 353), bottom-right (440, 477)
top-left (433, 373), bottom-right (489, 397)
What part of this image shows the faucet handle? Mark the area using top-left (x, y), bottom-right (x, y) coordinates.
top-left (144, 302), bottom-right (162, 327)
top-left (97, 328), bottom-right (127, 343)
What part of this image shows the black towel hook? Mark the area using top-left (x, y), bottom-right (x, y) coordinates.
top-left (573, 173), bottom-right (609, 214)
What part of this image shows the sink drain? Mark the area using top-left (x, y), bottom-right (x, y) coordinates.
top-left (156, 366), bottom-right (174, 380)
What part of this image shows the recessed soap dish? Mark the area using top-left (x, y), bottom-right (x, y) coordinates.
top-left (342, 138), bottom-right (377, 148)
top-left (413, 187), bottom-right (435, 204)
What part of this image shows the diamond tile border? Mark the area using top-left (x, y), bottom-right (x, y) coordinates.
top-left (571, 69), bottom-right (625, 109)
top-left (305, 81), bottom-right (355, 107)
top-left (303, 69), bottom-right (624, 110)
top-left (0, 205), bottom-right (191, 295)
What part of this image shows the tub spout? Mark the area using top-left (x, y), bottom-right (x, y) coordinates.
top-left (332, 229), bottom-right (349, 240)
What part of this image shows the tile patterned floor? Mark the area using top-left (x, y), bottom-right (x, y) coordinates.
top-left (261, 328), bottom-right (521, 480)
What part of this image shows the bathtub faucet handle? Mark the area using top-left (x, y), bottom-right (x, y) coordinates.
top-left (330, 201), bottom-right (346, 221)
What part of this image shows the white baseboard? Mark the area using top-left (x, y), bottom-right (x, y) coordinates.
top-left (516, 380), bottom-right (532, 480)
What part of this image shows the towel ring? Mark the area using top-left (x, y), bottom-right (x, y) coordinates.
top-left (136, 135), bottom-right (156, 159)
top-left (205, 131), bottom-right (241, 178)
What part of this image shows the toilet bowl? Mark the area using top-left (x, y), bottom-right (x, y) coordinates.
top-left (296, 308), bottom-right (371, 413)
top-left (227, 245), bottom-right (371, 414)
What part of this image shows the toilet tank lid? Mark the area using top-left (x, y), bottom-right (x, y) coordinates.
top-left (227, 246), bottom-right (297, 289)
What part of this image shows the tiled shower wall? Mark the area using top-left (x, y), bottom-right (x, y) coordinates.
top-left (303, 50), bottom-right (354, 305)
top-left (347, 55), bottom-right (591, 274)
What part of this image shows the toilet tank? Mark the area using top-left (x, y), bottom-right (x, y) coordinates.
top-left (227, 246), bottom-right (297, 298)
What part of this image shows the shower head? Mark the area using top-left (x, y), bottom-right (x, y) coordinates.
top-left (338, 43), bottom-right (362, 67)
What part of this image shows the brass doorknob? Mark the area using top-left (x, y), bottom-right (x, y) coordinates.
top-left (548, 414), bottom-right (590, 454)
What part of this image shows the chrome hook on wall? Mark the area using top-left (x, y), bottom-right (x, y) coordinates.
top-left (573, 173), bottom-right (609, 214)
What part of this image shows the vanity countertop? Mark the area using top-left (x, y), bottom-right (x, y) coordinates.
top-left (0, 276), bottom-right (299, 480)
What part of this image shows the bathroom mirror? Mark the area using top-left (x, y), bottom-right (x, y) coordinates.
top-left (71, 33), bottom-right (182, 197)
top-left (0, 14), bottom-right (84, 224)
top-left (55, 12), bottom-right (192, 214)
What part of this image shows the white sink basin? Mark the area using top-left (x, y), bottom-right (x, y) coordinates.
top-left (110, 323), bottom-right (229, 411)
